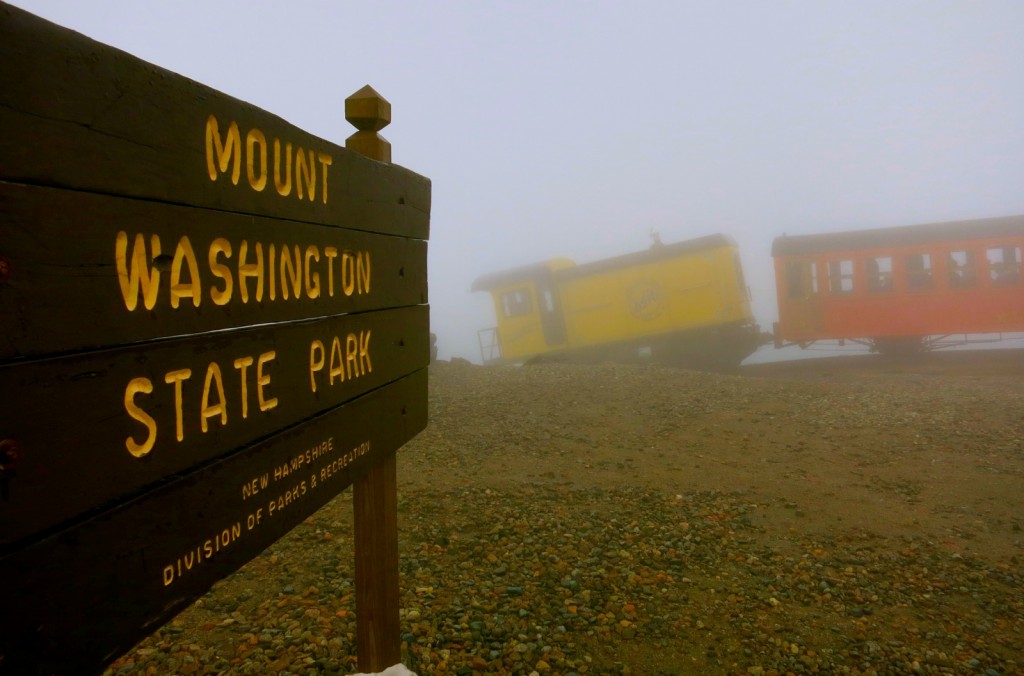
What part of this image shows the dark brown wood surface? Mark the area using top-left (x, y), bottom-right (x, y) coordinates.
top-left (0, 4), bottom-right (429, 240)
top-left (0, 5), bottom-right (431, 673)
top-left (0, 181), bottom-right (427, 359)
top-left (0, 369), bottom-right (427, 675)
top-left (354, 454), bottom-right (402, 671)
top-left (0, 305), bottom-right (429, 549)
top-left (344, 82), bottom-right (409, 675)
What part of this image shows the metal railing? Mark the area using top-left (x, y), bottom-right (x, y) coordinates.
top-left (477, 327), bottom-right (501, 364)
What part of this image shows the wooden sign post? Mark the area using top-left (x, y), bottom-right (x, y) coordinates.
top-left (0, 4), bottom-right (430, 674)
top-left (347, 85), bottom-right (402, 672)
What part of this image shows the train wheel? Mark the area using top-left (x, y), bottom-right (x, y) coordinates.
top-left (872, 336), bottom-right (924, 356)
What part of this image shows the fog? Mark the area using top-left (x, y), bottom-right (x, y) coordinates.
top-left (13, 0), bottom-right (1024, 362)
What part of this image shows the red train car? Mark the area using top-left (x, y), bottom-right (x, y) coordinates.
top-left (772, 215), bottom-right (1024, 353)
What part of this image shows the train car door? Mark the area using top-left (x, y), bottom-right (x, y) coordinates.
top-left (781, 259), bottom-right (824, 339)
top-left (535, 270), bottom-right (568, 347)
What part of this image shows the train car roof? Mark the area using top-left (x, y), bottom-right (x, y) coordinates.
top-left (471, 233), bottom-right (737, 291)
top-left (470, 258), bottom-right (575, 292)
top-left (558, 233), bottom-right (736, 281)
top-left (771, 215), bottom-right (1024, 257)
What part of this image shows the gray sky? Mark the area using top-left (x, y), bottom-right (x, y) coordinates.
top-left (12, 0), bottom-right (1024, 362)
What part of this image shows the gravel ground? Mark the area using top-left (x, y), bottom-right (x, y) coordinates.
top-left (106, 353), bottom-right (1024, 675)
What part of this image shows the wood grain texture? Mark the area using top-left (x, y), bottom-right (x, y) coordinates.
top-left (0, 4), bottom-right (430, 239)
top-left (0, 305), bottom-right (429, 549)
top-left (354, 454), bottom-right (402, 672)
top-left (0, 369), bottom-right (427, 675)
top-left (343, 83), bottom-right (408, 675)
top-left (0, 7), bottom-right (432, 673)
top-left (0, 181), bottom-right (427, 360)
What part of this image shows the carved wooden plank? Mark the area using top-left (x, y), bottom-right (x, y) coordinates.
top-left (0, 369), bottom-right (427, 675)
top-left (0, 4), bottom-right (430, 239)
top-left (0, 305), bottom-right (428, 549)
top-left (0, 181), bottom-right (427, 360)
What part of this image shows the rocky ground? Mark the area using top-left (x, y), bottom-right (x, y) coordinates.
top-left (106, 350), bottom-right (1024, 675)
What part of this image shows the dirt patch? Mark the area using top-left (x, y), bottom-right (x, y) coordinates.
top-left (422, 352), bottom-right (1024, 562)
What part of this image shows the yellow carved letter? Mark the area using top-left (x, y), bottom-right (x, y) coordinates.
top-left (246, 128), bottom-right (268, 191)
top-left (280, 245), bottom-right (301, 300)
top-left (209, 238), bottom-right (233, 306)
top-left (257, 351), bottom-right (278, 411)
top-left (329, 336), bottom-right (345, 385)
top-left (304, 245), bottom-right (321, 299)
top-left (359, 330), bottom-right (372, 375)
top-left (309, 340), bottom-right (325, 392)
top-left (233, 356), bottom-right (254, 419)
top-left (341, 251), bottom-right (356, 296)
top-left (267, 243), bottom-right (277, 301)
top-left (200, 362), bottom-right (228, 433)
top-left (357, 251), bottom-right (371, 293)
top-left (116, 231), bottom-right (161, 311)
top-left (205, 115), bottom-right (241, 184)
top-left (170, 236), bottom-right (202, 309)
top-left (317, 152), bottom-right (332, 204)
top-left (346, 333), bottom-right (359, 379)
top-left (296, 147), bottom-right (315, 202)
top-left (237, 240), bottom-right (264, 303)
top-left (273, 139), bottom-right (293, 196)
top-left (324, 246), bottom-right (338, 297)
top-left (124, 377), bottom-right (157, 457)
top-left (164, 368), bottom-right (193, 442)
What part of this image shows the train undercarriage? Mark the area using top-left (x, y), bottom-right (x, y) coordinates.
top-left (521, 321), bottom-right (767, 372)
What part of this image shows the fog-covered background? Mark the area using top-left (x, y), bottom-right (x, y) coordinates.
top-left (13, 0), bottom-right (1024, 362)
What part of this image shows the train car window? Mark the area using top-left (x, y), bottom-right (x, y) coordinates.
top-left (501, 288), bottom-right (534, 317)
top-left (987, 246), bottom-right (1022, 286)
top-left (542, 289), bottom-right (555, 312)
top-left (866, 256), bottom-right (893, 292)
top-left (828, 260), bottom-right (853, 294)
top-left (786, 261), bottom-right (818, 298)
top-left (948, 250), bottom-right (976, 288)
top-left (905, 253), bottom-right (933, 291)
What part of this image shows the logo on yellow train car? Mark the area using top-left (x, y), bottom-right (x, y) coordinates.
top-left (626, 280), bottom-right (665, 320)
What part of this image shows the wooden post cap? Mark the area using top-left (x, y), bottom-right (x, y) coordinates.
top-left (346, 85), bottom-right (392, 162)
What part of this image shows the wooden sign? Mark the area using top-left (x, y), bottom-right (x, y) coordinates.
top-left (0, 4), bottom-right (430, 673)
top-left (0, 181), bottom-right (427, 359)
top-left (0, 305), bottom-right (428, 548)
top-left (0, 6), bottom-right (430, 239)
top-left (0, 370), bottom-right (427, 673)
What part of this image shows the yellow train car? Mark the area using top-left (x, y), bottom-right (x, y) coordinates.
top-left (472, 234), bottom-right (763, 368)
